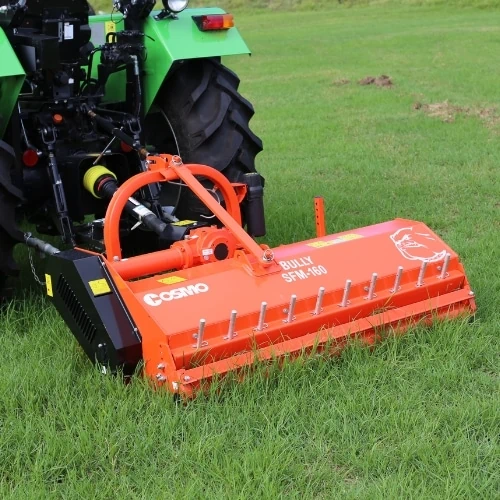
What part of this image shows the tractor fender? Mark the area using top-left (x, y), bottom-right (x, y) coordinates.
top-left (0, 28), bottom-right (25, 139)
top-left (143, 8), bottom-right (251, 112)
top-left (89, 8), bottom-right (250, 113)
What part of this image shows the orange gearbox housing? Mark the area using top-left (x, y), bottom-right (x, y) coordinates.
top-left (96, 155), bottom-right (476, 397)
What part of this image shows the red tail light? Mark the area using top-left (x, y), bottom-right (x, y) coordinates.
top-left (193, 14), bottom-right (234, 32)
top-left (22, 149), bottom-right (39, 167)
top-left (120, 141), bottom-right (133, 153)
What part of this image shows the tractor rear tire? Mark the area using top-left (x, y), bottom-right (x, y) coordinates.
top-left (150, 58), bottom-right (263, 219)
top-left (0, 141), bottom-right (24, 302)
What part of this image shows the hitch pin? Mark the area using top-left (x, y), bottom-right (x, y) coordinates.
top-left (224, 310), bottom-right (238, 340)
top-left (312, 287), bottom-right (325, 315)
top-left (193, 319), bottom-right (208, 349)
top-left (254, 302), bottom-right (268, 331)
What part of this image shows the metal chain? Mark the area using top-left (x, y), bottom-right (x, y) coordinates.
top-left (28, 246), bottom-right (46, 286)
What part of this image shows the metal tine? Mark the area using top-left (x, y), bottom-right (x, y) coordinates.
top-left (416, 261), bottom-right (428, 287)
top-left (224, 310), bottom-right (238, 340)
top-left (285, 294), bottom-right (297, 323)
top-left (255, 301), bottom-right (268, 331)
top-left (439, 253), bottom-right (451, 279)
top-left (339, 279), bottom-right (352, 307)
top-left (193, 318), bottom-right (207, 349)
top-left (365, 273), bottom-right (378, 300)
top-left (390, 266), bottom-right (403, 293)
top-left (312, 286), bottom-right (325, 315)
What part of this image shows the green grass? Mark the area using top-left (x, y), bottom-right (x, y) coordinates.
top-left (2, 5), bottom-right (500, 499)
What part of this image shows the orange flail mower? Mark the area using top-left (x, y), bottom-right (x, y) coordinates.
top-left (46, 155), bottom-right (476, 396)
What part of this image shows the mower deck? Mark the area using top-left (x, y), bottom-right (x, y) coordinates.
top-left (107, 218), bottom-right (475, 396)
top-left (47, 156), bottom-right (476, 396)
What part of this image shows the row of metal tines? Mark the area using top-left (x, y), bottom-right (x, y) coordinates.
top-left (191, 253), bottom-right (452, 349)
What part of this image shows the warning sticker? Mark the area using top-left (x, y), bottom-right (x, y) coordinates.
top-left (105, 21), bottom-right (116, 36)
top-left (172, 220), bottom-right (197, 227)
top-left (64, 23), bottom-right (74, 40)
top-left (88, 279), bottom-right (112, 296)
top-left (307, 241), bottom-right (331, 248)
top-left (307, 233), bottom-right (363, 248)
top-left (45, 274), bottom-right (53, 297)
top-left (157, 275), bottom-right (187, 285)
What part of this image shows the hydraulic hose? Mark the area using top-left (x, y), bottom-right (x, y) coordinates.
top-left (24, 233), bottom-right (60, 256)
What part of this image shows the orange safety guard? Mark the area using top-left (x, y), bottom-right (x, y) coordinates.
top-left (101, 156), bottom-right (476, 397)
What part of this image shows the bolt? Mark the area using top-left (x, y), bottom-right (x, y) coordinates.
top-left (391, 266), bottom-right (404, 293)
top-left (255, 302), bottom-right (268, 331)
top-left (313, 287), bottom-right (325, 315)
top-left (183, 375), bottom-right (191, 382)
top-left (224, 310), bottom-right (237, 340)
top-left (416, 261), bottom-right (427, 287)
top-left (340, 279), bottom-right (352, 307)
top-left (439, 253), bottom-right (451, 279)
top-left (157, 363), bottom-right (165, 370)
top-left (193, 319), bottom-right (207, 349)
top-left (285, 294), bottom-right (297, 323)
top-left (155, 374), bottom-right (166, 382)
top-left (366, 273), bottom-right (378, 300)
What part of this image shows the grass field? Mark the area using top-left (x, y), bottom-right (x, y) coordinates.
top-left (1, 4), bottom-right (500, 499)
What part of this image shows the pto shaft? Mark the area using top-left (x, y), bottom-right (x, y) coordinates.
top-left (83, 165), bottom-right (166, 235)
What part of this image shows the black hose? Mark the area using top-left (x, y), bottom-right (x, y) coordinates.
top-left (24, 233), bottom-right (60, 256)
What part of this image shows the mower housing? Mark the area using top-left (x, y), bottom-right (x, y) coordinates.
top-left (46, 156), bottom-right (476, 396)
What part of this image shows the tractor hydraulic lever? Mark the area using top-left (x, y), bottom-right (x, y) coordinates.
top-left (85, 107), bottom-right (149, 159)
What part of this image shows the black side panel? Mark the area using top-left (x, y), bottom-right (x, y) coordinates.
top-left (45, 249), bottom-right (142, 375)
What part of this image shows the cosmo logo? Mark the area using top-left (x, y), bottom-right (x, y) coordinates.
top-left (143, 283), bottom-right (209, 306)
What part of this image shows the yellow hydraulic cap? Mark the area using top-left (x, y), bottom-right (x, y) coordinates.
top-left (83, 166), bottom-right (117, 198)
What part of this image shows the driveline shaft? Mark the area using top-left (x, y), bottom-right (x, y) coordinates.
top-left (83, 165), bottom-right (167, 236)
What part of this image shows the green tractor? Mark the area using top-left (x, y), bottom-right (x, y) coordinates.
top-left (0, 0), bottom-right (264, 299)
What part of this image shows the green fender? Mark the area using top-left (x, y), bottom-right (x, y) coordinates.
top-left (0, 28), bottom-right (25, 138)
top-left (89, 8), bottom-right (250, 113)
